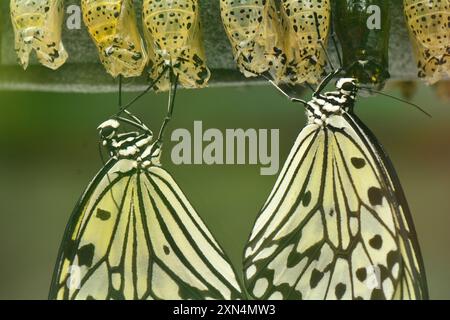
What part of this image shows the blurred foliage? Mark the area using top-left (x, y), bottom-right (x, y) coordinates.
top-left (0, 81), bottom-right (449, 299)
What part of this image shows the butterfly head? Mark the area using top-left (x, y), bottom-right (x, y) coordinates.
top-left (97, 118), bottom-right (154, 162)
top-left (336, 78), bottom-right (358, 98)
top-left (98, 119), bottom-right (120, 141)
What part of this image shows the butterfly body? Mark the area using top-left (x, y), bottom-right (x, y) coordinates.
top-left (333, 0), bottom-right (391, 89)
top-left (81, 0), bottom-right (148, 78)
top-left (244, 78), bottom-right (428, 300)
top-left (281, 0), bottom-right (331, 84)
top-left (403, 0), bottom-right (450, 84)
top-left (220, 0), bottom-right (286, 81)
top-left (10, 0), bottom-right (68, 70)
top-left (50, 118), bottom-right (243, 300)
top-left (142, 0), bottom-right (210, 91)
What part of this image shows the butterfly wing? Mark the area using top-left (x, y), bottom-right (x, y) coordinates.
top-left (243, 113), bottom-right (428, 300)
top-left (50, 159), bottom-right (243, 300)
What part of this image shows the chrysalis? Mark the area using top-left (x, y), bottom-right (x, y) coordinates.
top-left (334, 0), bottom-right (391, 89)
top-left (220, 0), bottom-right (287, 82)
top-left (142, 0), bottom-right (210, 91)
top-left (81, 0), bottom-right (148, 78)
top-left (404, 0), bottom-right (450, 84)
top-left (10, 0), bottom-right (68, 70)
top-left (281, 0), bottom-right (331, 84)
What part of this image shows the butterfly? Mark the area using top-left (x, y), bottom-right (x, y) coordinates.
top-left (49, 80), bottom-right (243, 299)
top-left (142, 0), bottom-right (210, 92)
top-left (10, 0), bottom-right (68, 70)
top-left (280, 0), bottom-right (331, 85)
top-left (333, 0), bottom-right (391, 89)
top-left (403, 0), bottom-right (450, 84)
top-left (220, 0), bottom-right (287, 82)
top-left (81, 0), bottom-right (148, 78)
top-left (243, 70), bottom-right (429, 300)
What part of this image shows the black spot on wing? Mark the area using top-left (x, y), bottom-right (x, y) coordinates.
top-left (370, 288), bottom-right (386, 300)
top-left (310, 269), bottom-right (324, 288)
top-left (287, 289), bottom-right (302, 300)
top-left (351, 157), bottom-right (366, 169)
top-left (356, 267), bottom-right (367, 282)
top-left (78, 244), bottom-right (95, 267)
top-left (163, 245), bottom-right (170, 255)
top-left (287, 247), bottom-right (302, 268)
top-left (303, 191), bottom-right (312, 207)
top-left (368, 187), bottom-right (383, 206)
top-left (335, 283), bottom-right (347, 299)
top-left (96, 208), bottom-right (111, 221)
top-left (110, 289), bottom-right (125, 300)
top-left (386, 250), bottom-right (400, 270)
top-left (369, 235), bottom-right (383, 250)
top-left (63, 239), bottom-right (77, 258)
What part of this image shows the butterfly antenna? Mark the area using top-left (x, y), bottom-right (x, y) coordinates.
top-left (116, 74), bottom-right (144, 128)
top-left (116, 64), bottom-right (169, 117)
top-left (262, 74), bottom-right (308, 106)
top-left (118, 75), bottom-right (123, 108)
top-left (155, 70), bottom-right (179, 148)
top-left (359, 87), bottom-right (432, 118)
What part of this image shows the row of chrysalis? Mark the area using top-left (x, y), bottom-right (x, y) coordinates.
top-left (9, 0), bottom-right (449, 86)
top-left (9, 0), bottom-right (210, 92)
top-left (221, 0), bottom-right (449, 86)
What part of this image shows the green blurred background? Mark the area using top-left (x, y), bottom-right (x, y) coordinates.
top-left (0, 80), bottom-right (449, 299)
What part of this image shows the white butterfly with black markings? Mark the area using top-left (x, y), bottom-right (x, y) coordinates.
top-left (49, 98), bottom-right (243, 300)
top-left (243, 71), bottom-right (429, 300)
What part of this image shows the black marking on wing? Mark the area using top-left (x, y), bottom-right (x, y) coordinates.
top-left (344, 112), bottom-right (428, 299)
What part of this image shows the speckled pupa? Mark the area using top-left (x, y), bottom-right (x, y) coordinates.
top-left (142, 0), bottom-right (210, 92)
top-left (220, 0), bottom-right (287, 82)
top-left (281, 0), bottom-right (331, 84)
top-left (404, 0), bottom-right (450, 84)
top-left (81, 0), bottom-right (148, 78)
top-left (10, 0), bottom-right (68, 70)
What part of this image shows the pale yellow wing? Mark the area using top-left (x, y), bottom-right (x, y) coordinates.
top-left (10, 0), bottom-right (68, 69)
top-left (81, 0), bottom-right (149, 78)
top-left (50, 159), bottom-right (243, 300)
top-left (244, 113), bottom-right (428, 300)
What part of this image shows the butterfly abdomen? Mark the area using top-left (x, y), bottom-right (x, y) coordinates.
top-left (404, 0), bottom-right (450, 84)
top-left (143, 0), bottom-right (210, 91)
top-left (281, 0), bottom-right (331, 84)
top-left (10, 0), bottom-right (68, 70)
top-left (333, 0), bottom-right (391, 89)
top-left (220, 0), bottom-right (286, 81)
top-left (82, 0), bottom-right (148, 78)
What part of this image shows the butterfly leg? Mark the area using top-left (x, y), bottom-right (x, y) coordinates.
top-left (115, 62), bottom-right (170, 117)
top-left (155, 70), bottom-right (180, 149)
